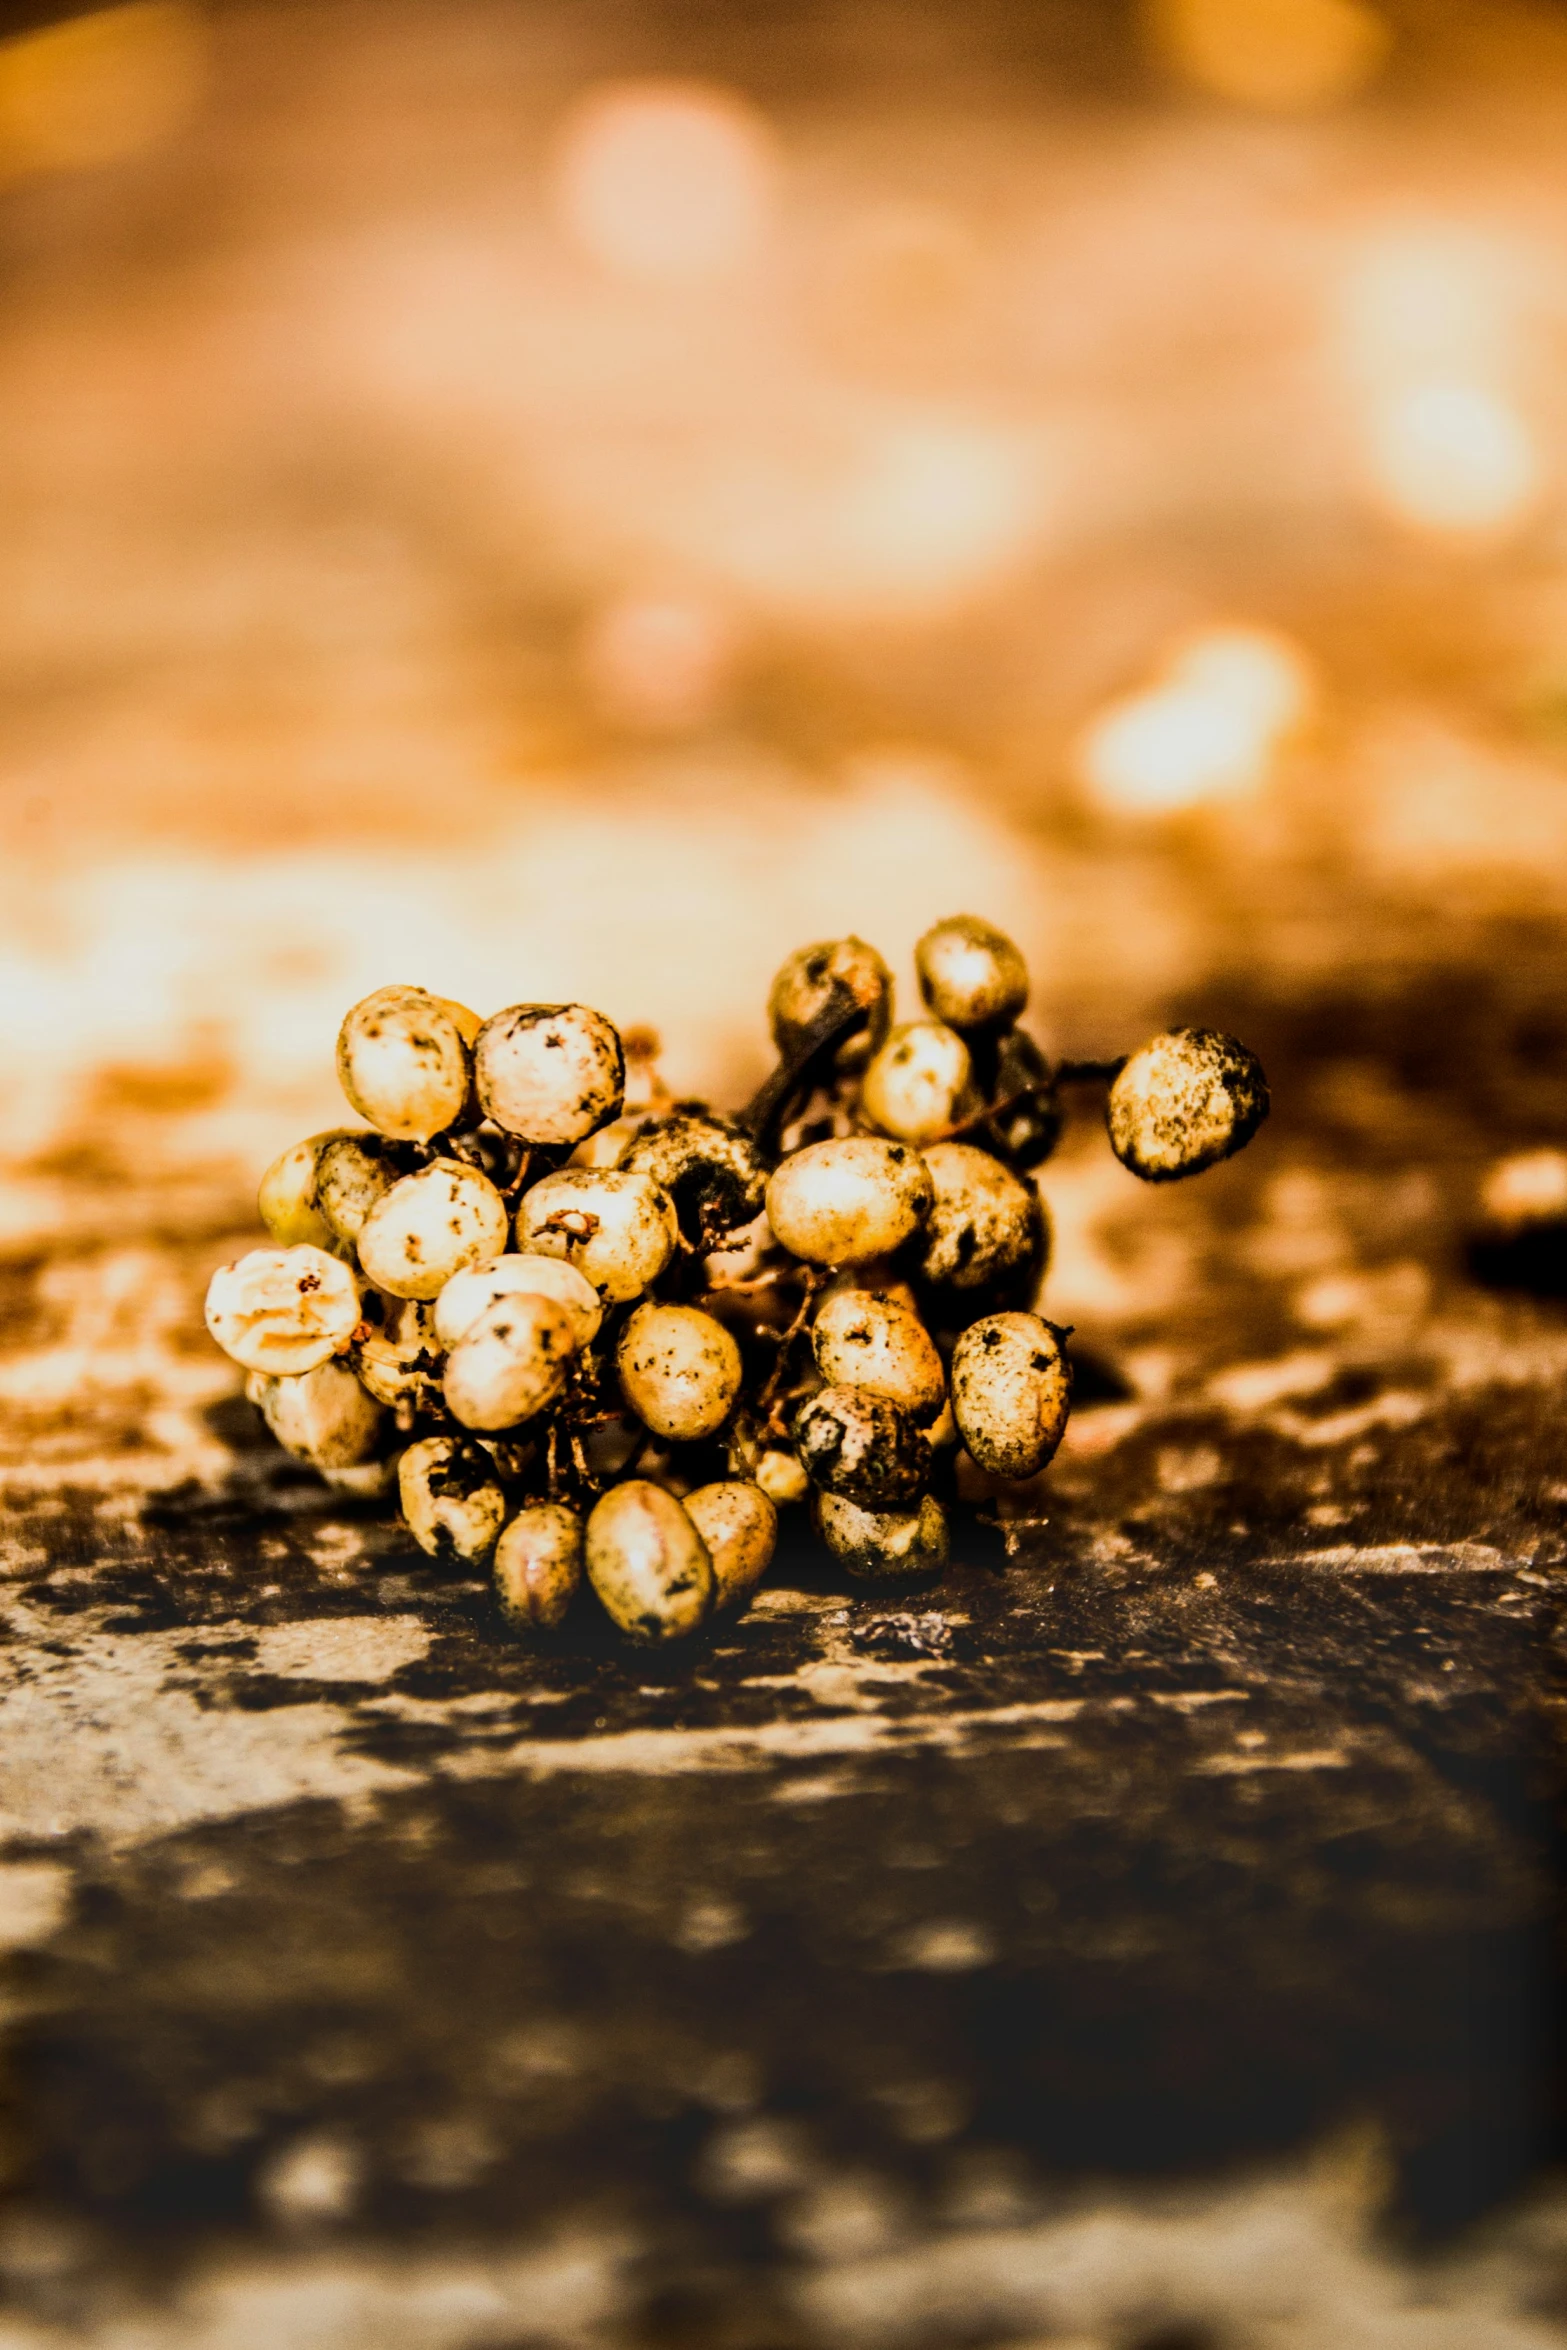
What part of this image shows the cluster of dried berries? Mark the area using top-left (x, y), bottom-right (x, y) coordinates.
top-left (204, 919), bottom-right (1268, 1642)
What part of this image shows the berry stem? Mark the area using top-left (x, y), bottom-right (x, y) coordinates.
top-left (736, 987), bottom-right (876, 1147)
top-left (755, 1264), bottom-right (827, 1418)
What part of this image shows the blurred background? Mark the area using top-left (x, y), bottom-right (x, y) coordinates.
top-left (4, 9), bottom-right (1567, 2339)
top-left (2, 0), bottom-right (1566, 1218)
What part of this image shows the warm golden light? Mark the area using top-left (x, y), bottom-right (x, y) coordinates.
top-left (0, 1), bottom-right (204, 180)
top-left (581, 590), bottom-right (737, 731)
top-left (1075, 626), bottom-right (1316, 815)
top-left (838, 420), bottom-right (1038, 609)
top-left (1481, 1148), bottom-right (1567, 1233)
top-left (548, 79), bottom-right (778, 288)
top-left (660, 412), bottom-right (1049, 624)
top-left (827, 203), bottom-right (979, 348)
top-left (1146, 0), bottom-right (1391, 110)
top-left (1366, 380), bottom-right (1542, 537)
top-left (1342, 228), bottom-right (1524, 385)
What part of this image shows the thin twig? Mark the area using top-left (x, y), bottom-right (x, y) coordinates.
top-left (929, 1054), bottom-right (1126, 1147)
top-left (932, 1079), bottom-right (1052, 1146)
top-left (756, 1266), bottom-right (826, 1417)
top-left (568, 1428), bottom-right (599, 1496)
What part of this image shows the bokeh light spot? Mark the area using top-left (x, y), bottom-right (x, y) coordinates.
top-left (1075, 625), bottom-right (1316, 815)
top-left (548, 79), bottom-right (778, 287)
top-left (581, 590), bottom-right (737, 732)
top-left (0, 1), bottom-right (205, 181)
top-left (1366, 380), bottom-right (1541, 538)
top-left (1481, 1149), bottom-right (1567, 1234)
top-left (1342, 227), bottom-right (1526, 385)
top-left (1146, 0), bottom-right (1391, 112)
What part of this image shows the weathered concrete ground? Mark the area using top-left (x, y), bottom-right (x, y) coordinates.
top-left (0, 957), bottom-right (1564, 2348)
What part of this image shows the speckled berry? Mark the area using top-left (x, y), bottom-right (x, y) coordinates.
top-left (351, 1296), bottom-right (443, 1412)
top-left (474, 1003), bottom-right (625, 1145)
top-left (814, 1490), bottom-right (948, 1579)
top-left (915, 914), bottom-right (1029, 1033)
top-left (443, 1291), bottom-right (578, 1432)
top-left (205, 1246), bottom-right (362, 1376)
top-left (434, 1254), bottom-right (602, 1351)
top-left (792, 1384), bottom-right (930, 1508)
top-left (861, 1021), bottom-right (976, 1149)
top-left (257, 1129), bottom-right (356, 1251)
top-left (768, 936), bottom-right (892, 1070)
top-left (516, 1167), bottom-right (678, 1303)
top-left (684, 1481), bottom-right (777, 1609)
top-left (337, 986), bottom-right (474, 1142)
top-left (585, 1480), bottom-right (715, 1642)
top-left (1107, 1028), bottom-right (1269, 1183)
top-left (494, 1503), bottom-right (583, 1629)
top-left (917, 1142), bottom-right (1045, 1315)
top-left (255, 1357), bottom-right (385, 1469)
top-left (315, 1133), bottom-right (400, 1246)
top-left (765, 1137), bottom-right (934, 1268)
top-left (949, 1310), bottom-right (1070, 1479)
top-left (621, 1108), bottom-right (767, 1245)
top-left (617, 1303), bottom-right (743, 1442)
top-left (398, 1436), bottom-right (507, 1563)
top-left (813, 1288), bottom-right (945, 1425)
top-left (356, 1162), bottom-right (510, 1301)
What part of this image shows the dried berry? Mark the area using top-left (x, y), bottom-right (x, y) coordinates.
top-left (813, 1288), bottom-right (945, 1425)
top-left (398, 1436), bottom-right (507, 1563)
top-left (205, 1246), bottom-right (362, 1376)
top-left (766, 1137), bottom-right (934, 1267)
top-left (915, 914), bottom-right (1028, 1033)
top-left (352, 1296), bottom-right (443, 1412)
top-left (516, 1167), bottom-right (678, 1302)
top-left (814, 1490), bottom-right (948, 1579)
top-left (494, 1503), bottom-right (583, 1629)
top-left (443, 1291), bottom-right (578, 1432)
top-left (982, 1027), bottom-right (1062, 1169)
top-left (337, 986), bottom-right (476, 1143)
top-left (357, 1162), bottom-right (511, 1301)
top-left (768, 935), bottom-right (892, 1071)
top-left (755, 1448), bottom-right (810, 1505)
top-left (474, 1003), bottom-right (625, 1145)
top-left (434, 1254), bottom-right (602, 1351)
top-left (617, 1302), bottom-right (743, 1442)
top-left (792, 1384), bottom-right (931, 1508)
top-left (1107, 1028), bottom-right (1269, 1183)
top-left (315, 1133), bottom-right (400, 1247)
top-left (255, 1358), bottom-right (385, 1469)
top-left (861, 1021), bottom-right (977, 1148)
top-left (949, 1311), bottom-right (1070, 1479)
top-left (621, 1109), bottom-right (767, 1245)
top-left (684, 1481), bottom-right (778, 1608)
top-left (917, 1142), bottom-right (1045, 1316)
top-left (585, 1480), bottom-right (715, 1643)
top-left (257, 1128), bottom-right (356, 1251)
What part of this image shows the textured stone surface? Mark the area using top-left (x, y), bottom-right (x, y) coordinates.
top-left (0, 980), bottom-right (1564, 2346)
